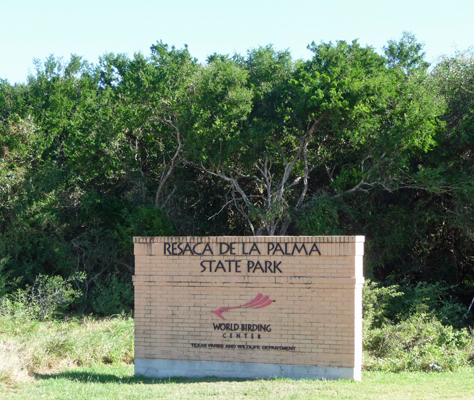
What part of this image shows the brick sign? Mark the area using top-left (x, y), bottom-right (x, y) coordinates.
top-left (133, 236), bottom-right (364, 380)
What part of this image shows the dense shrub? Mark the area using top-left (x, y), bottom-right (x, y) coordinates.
top-left (113, 205), bottom-right (174, 255)
top-left (363, 279), bottom-right (403, 332)
top-left (363, 279), bottom-right (472, 329)
top-left (295, 195), bottom-right (347, 236)
top-left (364, 313), bottom-right (474, 372)
top-left (0, 274), bottom-right (84, 321)
top-left (363, 280), bottom-right (474, 372)
top-left (89, 275), bottom-right (134, 316)
top-left (387, 281), bottom-right (471, 329)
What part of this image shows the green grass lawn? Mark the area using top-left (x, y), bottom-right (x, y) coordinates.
top-left (1, 313), bottom-right (473, 399)
top-left (2, 365), bottom-right (474, 400)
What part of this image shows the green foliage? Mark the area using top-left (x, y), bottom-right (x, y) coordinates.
top-left (387, 282), bottom-right (471, 329)
top-left (187, 56), bottom-right (253, 165)
top-left (295, 195), bottom-right (343, 235)
top-left (0, 257), bottom-right (18, 297)
top-left (0, 316), bottom-right (133, 384)
top-left (363, 280), bottom-right (474, 372)
top-left (0, 273), bottom-right (84, 320)
top-left (384, 31), bottom-right (430, 72)
top-left (26, 274), bottom-right (85, 319)
top-left (364, 313), bottom-right (474, 372)
top-left (363, 279), bottom-right (471, 329)
top-left (190, 38), bottom-right (443, 235)
top-left (89, 275), bottom-right (134, 316)
top-left (363, 279), bottom-right (403, 331)
top-left (114, 205), bottom-right (173, 255)
top-left (0, 35), bottom-right (473, 317)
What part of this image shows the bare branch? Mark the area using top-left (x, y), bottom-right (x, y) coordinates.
top-left (256, 158), bottom-right (273, 209)
top-left (295, 136), bottom-right (310, 209)
top-left (275, 114), bottom-right (325, 203)
top-left (161, 185), bottom-right (177, 208)
top-left (200, 163), bottom-right (259, 235)
top-left (231, 188), bottom-right (256, 236)
top-left (207, 197), bottom-right (235, 220)
top-left (325, 163), bottom-right (336, 182)
top-left (155, 122), bottom-right (182, 208)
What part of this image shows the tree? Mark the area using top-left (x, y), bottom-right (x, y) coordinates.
top-left (401, 48), bottom-right (474, 284)
top-left (189, 41), bottom-right (441, 235)
top-left (99, 43), bottom-right (199, 209)
top-left (384, 31), bottom-right (430, 72)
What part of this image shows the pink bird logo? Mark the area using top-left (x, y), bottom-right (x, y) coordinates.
top-left (211, 293), bottom-right (274, 320)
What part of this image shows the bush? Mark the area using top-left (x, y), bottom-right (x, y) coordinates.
top-left (387, 281), bottom-right (471, 329)
top-left (114, 205), bottom-right (173, 254)
top-left (89, 275), bottom-right (134, 316)
top-left (363, 279), bottom-right (474, 372)
top-left (295, 195), bottom-right (344, 235)
top-left (363, 279), bottom-right (471, 329)
top-left (0, 256), bottom-right (12, 297)
top-left (363, 279), bottom-right (402, 333)
top-left (0, 273), bottom-right (84, 321)
top-left (364, 313), bottom-right (474, 372)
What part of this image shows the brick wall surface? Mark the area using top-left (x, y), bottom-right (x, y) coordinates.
top-left (133, 236), bottom-right (364, 371)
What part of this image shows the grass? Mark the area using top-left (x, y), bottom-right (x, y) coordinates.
top-left (1, 365), bottom-right (474, 399)
top-left (0, 314), bottom-right (133, 384)
top-left (2, 313), bottom-right (474, 398)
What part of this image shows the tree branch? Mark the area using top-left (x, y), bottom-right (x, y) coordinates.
top-left (154, 119), bottom-right (182, 208)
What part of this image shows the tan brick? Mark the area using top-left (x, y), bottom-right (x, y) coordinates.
top-left (134, 236), bottom-right (363, 369)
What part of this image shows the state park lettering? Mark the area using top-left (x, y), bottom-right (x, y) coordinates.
top-left (163, 241), bottom-right (321, 274)
top-left (164, 242), bottom-right (321, 257)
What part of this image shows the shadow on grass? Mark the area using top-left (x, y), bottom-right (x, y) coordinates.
top-left (34, 370), bottom-right (257, 385)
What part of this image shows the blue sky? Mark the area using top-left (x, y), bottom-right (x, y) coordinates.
top-left (1, 0), bottom-right (473, 84)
